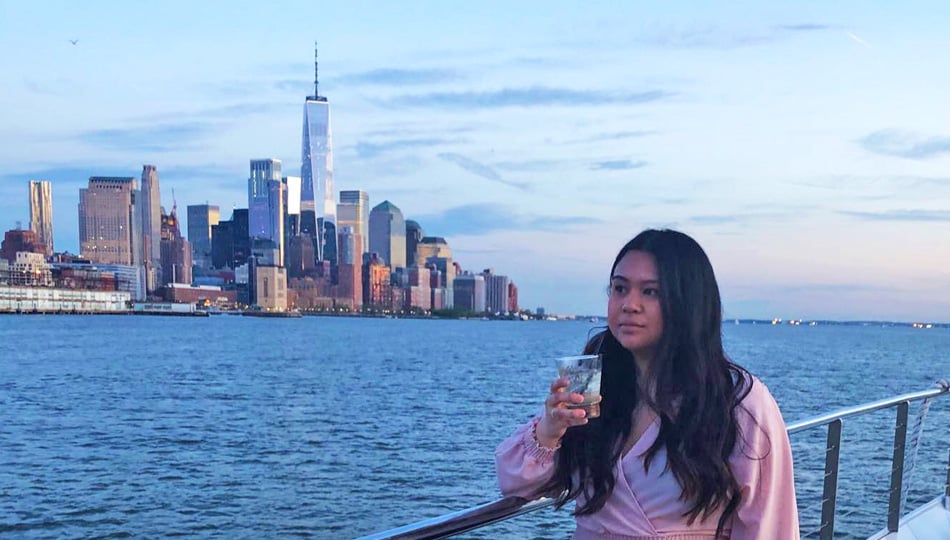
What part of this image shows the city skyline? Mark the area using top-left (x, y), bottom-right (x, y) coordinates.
top-left (2, 2), bottom-right (949, 321)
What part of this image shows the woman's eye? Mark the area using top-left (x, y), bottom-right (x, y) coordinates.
top-left (611, 284), bottom-right (627, 295)
top-left (643, 287), bottom-right (659, 296)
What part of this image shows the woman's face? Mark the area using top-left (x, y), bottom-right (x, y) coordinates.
top-left (607, 250), bottom-right (664, 364)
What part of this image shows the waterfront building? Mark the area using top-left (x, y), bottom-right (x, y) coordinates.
top-left (161, 284), bottom-right (236, 308)
top-left (508, 281), bottom-right (519, 312)
top-left (211, 209), bottom-right (249, 270)
top-left (140, 165), bottom-right (162, 292)
top-left (481, 268), bottom-right (510, 314)
top-left (4, 252), bottom-right (53, 287)
top-left (160, 205), bottom-right (192, 286)
top-left (362, 253), bottom-right (392, 310)
top-left (368, 201), bottom-right (406, 270)
top-left (28, 180), bottom-right (54, 257)
top-left (337, 261), bottom-right (361, 309)
top-left (254, 265), bottom-right (287, 310)
top-left (301, 44), bottom-right (335, 264)
top-left (0, 285), bottom-right (130, 313)
top-left (78, 177), bottom-right (141, 267)
top-left (453, 273), bottom-right (486, 313)
top-left (51, 261), bottom-right (144, 301)
top-left (187, 204), bottom-right (220, 269)
top-left (407, 265), bottom-right (431, 311)
top-left (339, 190), bottom-right (369, 253)
top-left (1, 229), bottom-right (43, 263)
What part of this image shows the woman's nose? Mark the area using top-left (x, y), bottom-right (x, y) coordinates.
top-left (622, 299), bottom-right (642, 313)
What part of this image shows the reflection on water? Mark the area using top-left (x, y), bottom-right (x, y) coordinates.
top-left (0, 317), bottom-right (946, 539)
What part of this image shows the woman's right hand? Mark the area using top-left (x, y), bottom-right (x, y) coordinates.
top-left (535, 377), bottom-right (588, 449)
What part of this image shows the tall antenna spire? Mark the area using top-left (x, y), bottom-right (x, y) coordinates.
top-left (313, 41), bottom-right (320, 99)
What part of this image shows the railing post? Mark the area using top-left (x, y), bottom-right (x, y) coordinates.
top-left (820, 419), bottom-right (842, 540)
top-left (887, 401), bottom-right (909, 532)
top-left (945, 442), bottom-right (950, 500)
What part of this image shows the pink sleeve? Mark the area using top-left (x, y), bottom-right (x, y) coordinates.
top-left (730, 380), bottom-right (800, 540)
top-left (494, 415), bottom-right (557, 498)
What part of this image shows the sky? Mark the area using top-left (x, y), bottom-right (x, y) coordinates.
top-left (1, 1), bottom-right (949, 322)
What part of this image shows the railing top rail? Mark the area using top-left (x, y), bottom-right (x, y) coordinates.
top-left (357, 381), bottom-right (949, 540)
top-left (786, 384), bottom-right (948, 434)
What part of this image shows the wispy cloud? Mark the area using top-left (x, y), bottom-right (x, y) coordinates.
top-left (845, 31), bottom-right (872, 48)
top-left (414, 203), bottom-right (601, 237)
top-left (336, 68), bottom-right (461, 86)
top-left (859, 129), bottom-right (950, 159)
top-left (493, 159), bottom-right (563, 172)
top-left (572, 130), bottom-right (658, 143)
top-left (689, 215), bottom-right (743, 225)
top-left (776, 24), bottom-right (835, 32)
top-left (838, 209), bottom-right (950, 222)
top-left (641, 23), bottom-right (836, 49)
top-left (274, 79), bottom-right (311, 94)
top-left (352, 137), bottom-right (464, 160)
top-left (137, 102), bottom-right (291, 124)
top-left (437, 153), bottom-right (529, 190)
top-left (79, 123), bottom-right (213, 152)
top-left (390, 87), bottom-right (674, 109)
top-left (590, 160), bottom-right (648, 171)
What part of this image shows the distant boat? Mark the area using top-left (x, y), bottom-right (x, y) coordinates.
top-left (589, 317), bottom-right (599, 323)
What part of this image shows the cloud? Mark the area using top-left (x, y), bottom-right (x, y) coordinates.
top-left (413, 203), bottom-right (601, 237)
top-left (437, 153), bottom-right (529, 190)
top-left (337, 68), bottom-right (461, 86)
top-left (274, 79), bottom-right (312, 94)
top-left (641, 23), bottom-right (836, 49)
top-left (572, 130), bottom-right (658, 143)
top-left (79, 123), bottom-right (213, 152)
top-left (352, 137), bottom-right (464, 160)
top-left (590, 160), bottom-right (648, 171)
top-left (845, 31), bottom-right (872, 48)
top-left (390, 86), bottom-right (674, 109)
top-left (493, 159), bottom-right (563, 172)
top-left (776, 24), bottom-right (835, 32)
top-left (838, 209), bottom-right (950, 222)
top-left (858, 130), bottom-right (950, 160)
top-left (689, 215), bottom-right (742, 225)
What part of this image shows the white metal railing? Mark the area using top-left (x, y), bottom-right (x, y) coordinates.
top-left (357, 380), bottom-right (949, 540)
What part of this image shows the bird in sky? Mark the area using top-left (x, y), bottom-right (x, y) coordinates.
top-left (69, 39), bottom-right (79, 45)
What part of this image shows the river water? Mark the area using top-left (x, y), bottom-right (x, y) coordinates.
top-left (0, 316), bottom-right (947, 538)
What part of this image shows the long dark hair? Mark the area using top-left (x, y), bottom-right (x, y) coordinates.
top-left (539, 229), bottom-right (753, 535)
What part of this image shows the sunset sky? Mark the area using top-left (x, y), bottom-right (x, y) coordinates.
top-left (2, 1), bottom-right (949, 321)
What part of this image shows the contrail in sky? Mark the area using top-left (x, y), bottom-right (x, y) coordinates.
top-left (846, 31), bottom-right (872, 48)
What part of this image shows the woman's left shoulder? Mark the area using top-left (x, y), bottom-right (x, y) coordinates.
top-left (735, 373), bottom-right (785, 425)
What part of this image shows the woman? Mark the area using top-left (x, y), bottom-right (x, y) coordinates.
top-left (496, 229), bottom-right (799, 539)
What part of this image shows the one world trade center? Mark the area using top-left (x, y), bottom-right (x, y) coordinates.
top-left (301, 43), bottom-right (336, 265)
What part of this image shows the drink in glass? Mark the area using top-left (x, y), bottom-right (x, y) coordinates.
top-left (555, 354), bottom-right (603, 418)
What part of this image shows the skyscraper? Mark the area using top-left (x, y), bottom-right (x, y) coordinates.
top-left (160, 204), bottom-right (192, 286)
top-left (368, 200), bottom-right (406, 269)
top-left (78, 177), bottom-right (140, 266)
top-left (301, 43), bottom-right (335, 264)
top-left (283, 175), bottom-right (301, 235)
top-left (405, 220), bottom-right (424, 269)
top-left (248, 159), bottom-right (284, 264)
top-left (339, 190), bottom-right (369, 253)
top-left (28, 180), bottom-right (53, 257)
top-left (211, 208), bottom-right (249, 270)
top-left (187, 204), bottom-right (220, 269)
top-left (140, 165), bottom-right (162, 292)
